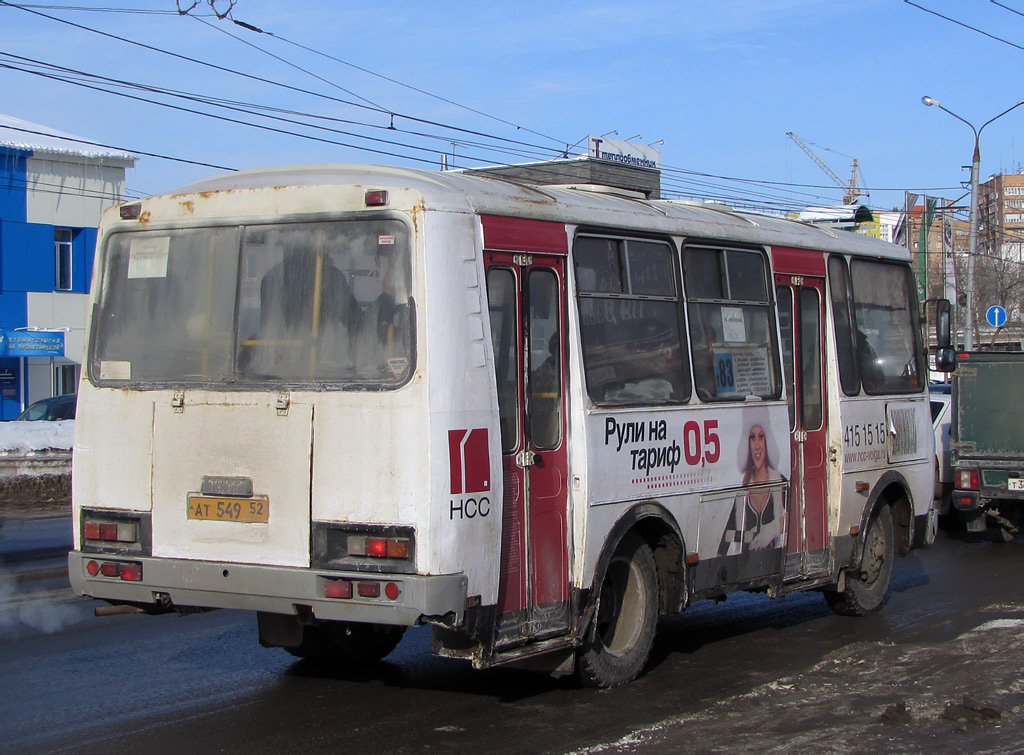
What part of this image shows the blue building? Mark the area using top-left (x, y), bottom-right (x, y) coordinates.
top-left (0, 114), bottom-right (136, 419)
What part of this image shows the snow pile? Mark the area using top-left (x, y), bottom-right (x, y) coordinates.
top-left (0, 421), bottom-right (74, 454)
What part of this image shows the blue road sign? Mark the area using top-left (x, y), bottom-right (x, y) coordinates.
top-left (987, 305), bottom-right (1008, 328)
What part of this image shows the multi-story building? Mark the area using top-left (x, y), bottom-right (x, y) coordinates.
top-left (979, 172), bottom-right (1024, 262)
top-left (0, 114), bottom-right (135, 419)
top-left (974, 174), bottom-right (1024, 345)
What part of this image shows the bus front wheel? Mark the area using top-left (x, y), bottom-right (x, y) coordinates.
top-left (825, 505), bottom-right (894, 617)
top-left (577, 534), bottom-right (659, 688)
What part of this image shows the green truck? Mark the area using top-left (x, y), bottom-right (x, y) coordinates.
top-left (951, 351), bottom-right (1024, 540)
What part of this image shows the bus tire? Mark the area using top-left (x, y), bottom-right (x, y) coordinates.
top-left (287, 621), bottom-right (406, 664)
top-left (825, 505), bottom-right (894, 617)
top-left (578, 534), bottom-right (658, 688)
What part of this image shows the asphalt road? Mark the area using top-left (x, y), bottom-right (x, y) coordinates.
top-left (2, 519), bottom-right (1024, 753)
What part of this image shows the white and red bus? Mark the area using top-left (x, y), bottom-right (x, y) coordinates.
top-left (69, 164), bottom-right (935, 687)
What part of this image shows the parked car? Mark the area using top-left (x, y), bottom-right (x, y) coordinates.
top-left (15, 393), bottom-right (77, 421)
top-left (930, 384), bottom-right (952, 515)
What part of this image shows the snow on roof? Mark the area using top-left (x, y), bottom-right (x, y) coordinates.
top-left (0, 114), bottom-right (136, 163)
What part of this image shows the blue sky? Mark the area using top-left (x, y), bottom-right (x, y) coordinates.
top-left (3, 0), bottom-right (1024, 214)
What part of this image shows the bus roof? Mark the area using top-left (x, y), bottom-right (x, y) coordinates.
top-left (169, 163), bottom-right (909, 261)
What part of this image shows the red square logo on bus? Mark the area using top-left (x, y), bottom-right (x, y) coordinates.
top-left (449, 428), bottom-right (490, 494)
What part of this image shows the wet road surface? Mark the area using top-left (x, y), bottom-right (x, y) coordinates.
top-left (3, 526), bottom-right (1024, 752)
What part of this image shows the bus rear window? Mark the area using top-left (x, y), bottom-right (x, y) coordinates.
top-left (91, 219), bottom-right (413, 388)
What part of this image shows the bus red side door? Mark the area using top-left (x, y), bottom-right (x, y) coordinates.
top-left (773, 247), bottom-right (831, 577)
top-left (483, 216), bottom-right (571, 644)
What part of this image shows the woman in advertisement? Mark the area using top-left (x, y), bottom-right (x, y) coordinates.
top-left (718, 410), bottom-right (787, 556)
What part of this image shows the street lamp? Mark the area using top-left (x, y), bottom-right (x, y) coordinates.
top-left (921, 95), bottom-right (1024, 350)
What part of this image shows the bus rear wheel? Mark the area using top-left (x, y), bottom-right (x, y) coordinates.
top-left (577, 534), bottom-right (658, 688)
top-left (287, 621), bottom-right (406, 664)
top-left (825, 505), bottom-right (894, 617)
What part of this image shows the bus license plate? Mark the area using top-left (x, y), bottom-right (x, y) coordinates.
top-left (1008, 478), bottom-right (1024, 492)
top-left (187, 495), bottom-right (269, 523)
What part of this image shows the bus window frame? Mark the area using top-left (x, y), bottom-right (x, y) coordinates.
top-left (827, 255), bottom-right (862, 396)
top-left (573, 232), bottom-right (691, 408)
top-left (87, 212), bottom-right (417, 393)
top-left (682, 242), bottom-right (782, 403)
top-left (847, 258), bottom-right (926, 396)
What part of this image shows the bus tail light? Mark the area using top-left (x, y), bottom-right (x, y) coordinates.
top-left (311, 523), bottom-right (416, 573)
top-left (323, 578), bottom-right (400, 601)
top-left (349, 535), bottom-right (411, 560)
top-left (365, 537), bottom-right (387, 557)
top-left (81, 512), bottom-right (149, 557)
top-left (357, 581), bottom-right (381, 598)
top-left (119, 202), bottom-right (142, 220)
top-left (84, 519), bottom-right (138, 543)
top-left (364, 190), bottom-right (389, 207)
top-left (87, 559), bottom-right (143, 581)
top-left (324, 579), bottom-right (353, 599)
top-left (957, 470), bottom-right (980, 490)
top-left (119, 562), bottom-right (143, 581)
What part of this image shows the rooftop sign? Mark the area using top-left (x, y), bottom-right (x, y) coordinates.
top-left (588, 135), bottom-right (661, 170)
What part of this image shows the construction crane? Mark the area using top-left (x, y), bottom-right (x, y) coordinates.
top-left (786, 132), bottom-right (868, 205)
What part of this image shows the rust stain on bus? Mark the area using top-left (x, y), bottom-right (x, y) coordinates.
top-left (179, 200), bottom-right (195, 214)
top-left (410, 200), bottom-right (426, 234)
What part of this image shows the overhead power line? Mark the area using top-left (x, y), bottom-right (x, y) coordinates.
top-left (0, 57), bottom-right (568, 171)
top-left (3, 52), bottom-right (857, 209)
top-left (203, 13), bottom-right (567, 148)
top-left (0, 1), bottom-right (564, 156)
top-left (0, 123), bottom-right (235, 171)
top-left (903, 0), bottom-right (1024, 51)
top-left (190, 15), bottom-right (387, 112)
top-left (0, 4), bottom-right (961, 213)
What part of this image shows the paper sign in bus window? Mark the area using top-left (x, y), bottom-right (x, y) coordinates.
top-left (721, 306), bottom-right (746, 342)
top-left (127, 236), bottom-right (170, 279)
top-left (713, 347), bottom-right (771, 396)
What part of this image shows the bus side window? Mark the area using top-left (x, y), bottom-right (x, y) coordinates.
top-left (827, 255), bottom-right (860, 395)
top-left (528, 269), bottom-right (562, 450)
top-left (683, 246), bottom-right (781, 402)
top-left (776, 286), bottom-right (795, 429)
top-left (574, 236), bottom-right (690, 406)
top-left (487, 268), bottom-right (519, 454)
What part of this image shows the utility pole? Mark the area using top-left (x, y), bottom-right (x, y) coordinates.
top-left (922, 96), bottom-right (1024, 350)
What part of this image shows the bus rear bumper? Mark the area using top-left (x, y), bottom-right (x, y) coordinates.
top-left (68, 551), bottom-right (468, 627)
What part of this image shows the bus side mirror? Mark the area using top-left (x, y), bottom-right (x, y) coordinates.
top-left (935, 347), bottom-right (957, 372)
top-left (931, 299), bottom-right (956, 373)
top-left (936, 299), bottom-right (952, 349)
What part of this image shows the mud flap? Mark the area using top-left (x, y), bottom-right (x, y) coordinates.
top-left (962, 508), bottom-right (986, 533)
top-left (257, 611), bottom-right (304, 648)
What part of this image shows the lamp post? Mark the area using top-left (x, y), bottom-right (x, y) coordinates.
top-left (921, 96), bottom-right (1024, 350)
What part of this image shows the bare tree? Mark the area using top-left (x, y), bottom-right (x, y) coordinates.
top-left (970, 247), bottom-right (1024, 348)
